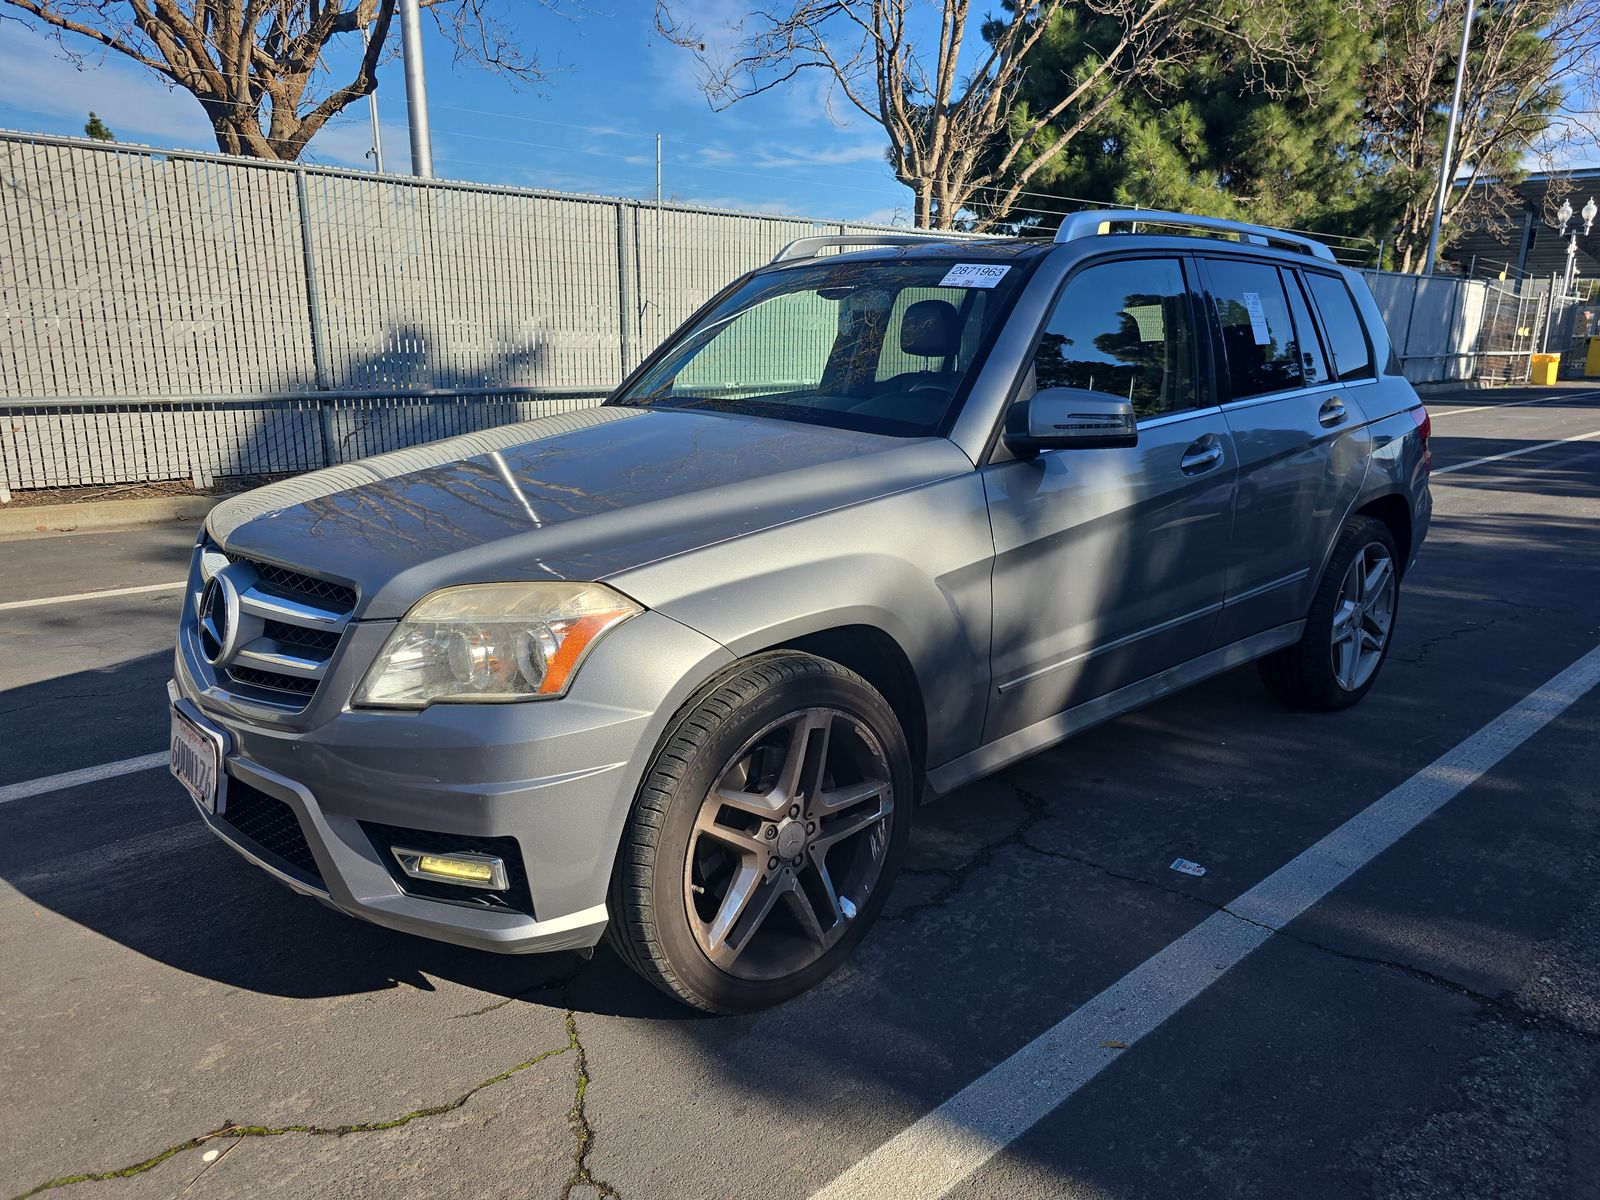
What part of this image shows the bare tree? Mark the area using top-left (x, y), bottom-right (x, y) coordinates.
top-left (657, 0), bottom-right (1293, 229)
top-left (1, 0), bottom-right (561, 161)
top-left (1365, 0), bottom-right (1600, 272)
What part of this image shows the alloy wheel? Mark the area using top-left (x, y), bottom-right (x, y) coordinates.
top-left (1330, 541), bottom-right (1396, 692)
top-left (683, 707), bottom-right (894, 981)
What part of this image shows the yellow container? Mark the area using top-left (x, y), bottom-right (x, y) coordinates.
top-left (1530, 353), bottom-right (1561, 386)
top-left (1586, 337), bottom-right (1600, 378)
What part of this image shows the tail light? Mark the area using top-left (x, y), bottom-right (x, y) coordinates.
top-left (1410, 405), bottom-right (1431, 473)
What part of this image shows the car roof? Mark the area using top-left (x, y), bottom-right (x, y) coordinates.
top-left (769, 231), bottom-right (1350, 275)
top-left (782, 238), bottom-right (1053, 266)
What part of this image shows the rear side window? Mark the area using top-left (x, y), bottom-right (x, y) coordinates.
top-left (1204, 259), bottom-right (1306, 399)
top-left (1283, 272), bottom-right (1330, 385)
top-left (1304, 272), bottom-right (1375, 381)
top-left (1031, 257), bottom-right (1197, 419)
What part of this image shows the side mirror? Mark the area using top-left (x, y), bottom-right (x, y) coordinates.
top-left (1003, 387), bottom-right (1138, 458)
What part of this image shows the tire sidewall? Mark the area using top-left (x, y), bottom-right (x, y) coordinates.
top-left (641, 663), bottom-right (912, 1012)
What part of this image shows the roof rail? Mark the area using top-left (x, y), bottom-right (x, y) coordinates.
top-left (771, 232), bottom-right (985, 263)
top-left (1055, 209), bottom-right (1338, 262)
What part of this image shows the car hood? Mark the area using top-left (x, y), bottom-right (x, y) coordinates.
top-left (208, 405), bottom-right (973, 619)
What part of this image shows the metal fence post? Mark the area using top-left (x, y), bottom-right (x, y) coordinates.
top-left (1444, 276), bottom-right (1467, 382)
top-left (615, 201), bottom-right (639, 377)
top-left (1400, 274), bottom-right (1423, 381)
top-left (293, 168), bottom-right (337, 467)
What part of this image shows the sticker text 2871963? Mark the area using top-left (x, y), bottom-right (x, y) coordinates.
top-left (939, 263), bottom-right (1012, 289)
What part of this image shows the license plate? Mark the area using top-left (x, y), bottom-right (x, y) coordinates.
top-left (170, 708), bottom-right (221, 813)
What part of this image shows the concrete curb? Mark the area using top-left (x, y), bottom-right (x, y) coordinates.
top-left (0, 493), bottom-right (219, 539)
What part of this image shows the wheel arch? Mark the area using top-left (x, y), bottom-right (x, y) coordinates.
top-left (771, 624), bottom-right (929, 784)
top-left (1353, 491), bottom-right (1413, 573)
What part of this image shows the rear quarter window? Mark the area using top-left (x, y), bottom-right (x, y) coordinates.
top-left (1304, 272), bottom-right (1375, 382)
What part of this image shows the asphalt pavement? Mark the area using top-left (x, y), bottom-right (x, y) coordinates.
top-left (1, 384), bottom-right (1598, 1200)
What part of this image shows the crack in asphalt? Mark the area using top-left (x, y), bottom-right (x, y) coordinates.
top-left (563, 1010), bottom-right (621, 1200)
top-left (884, 785), bottom-right (1053, 922)
top-left (1390, 611), bottom-right (1529, 667)
top-left (6, 1038), bottom-right (575, 1200)
top-left (895, 780), bottom-right (1600, 1050)
top-left (8, 972), bottom-right (623, 1200)
top-left (0, 679), bottom-right (159, 719)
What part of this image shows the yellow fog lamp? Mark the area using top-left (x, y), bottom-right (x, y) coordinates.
top-left (392, 847), bottom-right (508, 891)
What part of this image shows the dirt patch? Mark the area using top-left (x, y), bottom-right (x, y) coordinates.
top-left (3, 475), bottom-right (290, 509)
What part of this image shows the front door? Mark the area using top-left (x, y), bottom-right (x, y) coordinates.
top-left (982, 255), bottom-right (1238, 742)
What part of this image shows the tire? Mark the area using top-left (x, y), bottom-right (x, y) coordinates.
top-left (1259, 515), bottom-right (1401, 712)
top-left (606, 652), bottom-right (913, 1013)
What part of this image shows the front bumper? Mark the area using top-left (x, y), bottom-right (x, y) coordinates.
top-left (172, 609), bottom-right (732, 955)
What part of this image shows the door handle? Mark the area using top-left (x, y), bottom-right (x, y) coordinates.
top-left (1179, 438), bottom-right (1224, 475)
top-left (1318, 397), bottom-right (1347, 427)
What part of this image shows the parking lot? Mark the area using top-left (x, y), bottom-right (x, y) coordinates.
top-left (2, 383), bottom-right (1599, 1200)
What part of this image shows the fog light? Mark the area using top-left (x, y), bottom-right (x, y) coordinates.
top-left (392, 847), bottom-right (508, 890)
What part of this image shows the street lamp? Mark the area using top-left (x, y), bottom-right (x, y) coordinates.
top-left (1557, 196), bottom-right (1597, 295)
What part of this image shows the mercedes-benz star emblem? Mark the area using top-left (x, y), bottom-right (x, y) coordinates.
top-left (198, 574), bottom-right (233, 665)
top-left (197, 566), bottom-right (262, 667)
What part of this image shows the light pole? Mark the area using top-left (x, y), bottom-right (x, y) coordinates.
top-left (398, 0), bottom-right (434, 178)
top-left (1557, 196), bottom-right (1597, 296)
top-left (1423, 0), bottom-right (1477, 275)
top-left (359, 23), bottom-right (384, 173)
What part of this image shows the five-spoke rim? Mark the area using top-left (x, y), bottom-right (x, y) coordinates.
top-left (1331, 542), bottom-right (1396, 692)
top-left (684, 707), bottom-right (894, 981)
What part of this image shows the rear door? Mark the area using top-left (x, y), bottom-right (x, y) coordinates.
top-left (982, 254), bottom-right (1238, 742)
top-left (1200, 256), bottom-right (1373, 645)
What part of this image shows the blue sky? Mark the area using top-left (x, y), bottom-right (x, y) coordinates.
top-left (0, 2), bottom-right (912, 224)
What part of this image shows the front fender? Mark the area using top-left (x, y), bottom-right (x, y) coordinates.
top-left (609, 473), bottom-right (996, 768)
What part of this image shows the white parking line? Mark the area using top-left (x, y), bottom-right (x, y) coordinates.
top-left (1433, 428), bottom-right (1600, 476)
top-left (1427, 388), bottom-right (1600, 418)
top-left (811, 640), bottom-right (1600, 1200)
top-left (0, 753), bottom-right (168, 806)
top-left (0, 581), bottom-right (185, 612)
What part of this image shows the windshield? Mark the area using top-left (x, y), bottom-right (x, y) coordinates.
top-left (610, 256), bottom-right (1028, 437)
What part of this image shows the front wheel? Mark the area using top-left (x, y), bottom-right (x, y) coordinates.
top-left (1259, 515), bottom-right (1401, 712)
top-left (607, 652), bottom-right (911, 1013)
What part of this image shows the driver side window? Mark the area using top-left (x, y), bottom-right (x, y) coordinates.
top-left (1032, 258), bottom-right (1197, 419)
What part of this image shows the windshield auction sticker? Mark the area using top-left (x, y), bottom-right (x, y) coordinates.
top-left (939, 263), bottom-right (1012, 288)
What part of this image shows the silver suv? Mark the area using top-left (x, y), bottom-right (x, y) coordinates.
top-left (170, 211), bottom-right (1432, 1013)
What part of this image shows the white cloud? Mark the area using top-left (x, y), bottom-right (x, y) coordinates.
top-left (0, 24), bottom-right (211, 147)
top-left (301, 117), bottom-right (413, 171)
top-left (0, 20), bottom-right (400, 171)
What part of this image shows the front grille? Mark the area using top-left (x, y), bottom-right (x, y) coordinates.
top-left (239, 558), bottom-right (357, 612)
top-left (226, 665), bottom-right (320, 697)
top-left (263, 620), bottom-right (341, 653)
top-left (361, 822), bottom-right (535, 916)
top-left (220, 780), bottom-right (323, 884)
top-left (193, 538), bottom-right (357, 710)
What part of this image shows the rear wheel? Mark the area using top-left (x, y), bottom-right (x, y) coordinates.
top-left (607, 652), bottom-right (911, 1013)
top-left (1260, 515), bottom-right (1400, 711)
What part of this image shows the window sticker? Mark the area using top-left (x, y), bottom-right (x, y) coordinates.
top-left (939, 263), bottom-right (1011, 289)
top-left (1125, 304), bottom-right (1165, 342)
top-left (1241, 291), bottom-right (1272, 345)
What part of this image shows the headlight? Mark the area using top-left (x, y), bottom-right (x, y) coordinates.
top-left (354, 582), bottom-right (642, 708)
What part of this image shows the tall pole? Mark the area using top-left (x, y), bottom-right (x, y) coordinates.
top-left (359, 24), bottom-right (384, 173)
top-left (1423, 0), bottom-right (1476, 275)
top-left (398, 0), bottom-right (434, 178)
top-left (655, 134), bottom-right (662, 207)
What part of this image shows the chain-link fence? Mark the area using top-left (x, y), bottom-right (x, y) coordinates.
top-left (0, 130), bottom-right (935, 498)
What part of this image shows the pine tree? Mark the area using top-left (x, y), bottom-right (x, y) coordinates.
top-left (973, 0), bottom-right (1379, 239)
top-left (83, 112), bottom-right (114, 142)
